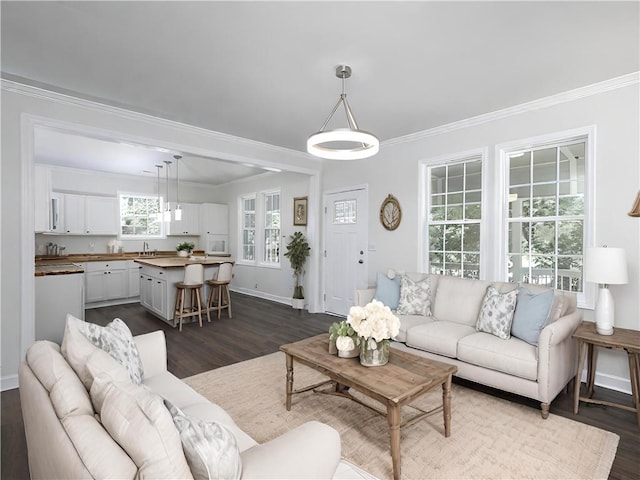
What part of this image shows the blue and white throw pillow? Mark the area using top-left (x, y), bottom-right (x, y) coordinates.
top-left (165, 400), bottom-right (242, 480)
top-left (476, 286), bottom-right (518, 340)
top-left (511, 288), bottom-right (554, 345)
top-left (374, 272), bottom-right (402, 310)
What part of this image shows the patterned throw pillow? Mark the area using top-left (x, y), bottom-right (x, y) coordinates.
top-left (476, 285), bottom-right (518, 340)
top-left (70, 315), bottom-right (144, 385)
top-left (396, 275), bottom-right (431, 316)
top-left (165, 400), bottom-right (242, 480)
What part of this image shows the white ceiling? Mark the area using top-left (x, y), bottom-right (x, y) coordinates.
top-left (2, 1), bottom-right (639, 184)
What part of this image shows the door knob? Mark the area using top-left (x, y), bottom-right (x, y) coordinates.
top-left (358, 259), bottom-right (364, 264)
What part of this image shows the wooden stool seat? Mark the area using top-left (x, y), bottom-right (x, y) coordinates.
top-left (206, 262), bottom-right (233, 320)
top-left (174, 264), bottom-right (208, 331)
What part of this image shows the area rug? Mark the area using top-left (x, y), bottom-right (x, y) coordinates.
top-left (184, 352), bottom-right (619, 479)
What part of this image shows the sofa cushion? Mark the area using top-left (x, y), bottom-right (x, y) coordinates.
top-left (397, 275), bottom-right (431, 316)
top-left (374, 272), bottom-right (402, 309)
top-left (62, 315), bottom-right (144, 388)
top-left (432, 276), bottom-right (492, 326)
top-left (25, 341), bottom-right (94, 419)
top-left (511, 288), bottom-right (555, 345)
top-left (457, 332), bottom-right (538, 381)
top-left (405, 321), bottom-right (476, 358)
top-left (144, 371), bottom-right (258, 453)
top-left (476, 285), bottom-right (518, 340)
top-left (395, 314), bottom-right (434, 343)
top-left (90, 374), bottom-right (193, 479)
top-left (165, 400), bottom-right (242, 480)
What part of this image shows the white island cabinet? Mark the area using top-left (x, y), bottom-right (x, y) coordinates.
top-left (136, 257), bottom-right (233, 327)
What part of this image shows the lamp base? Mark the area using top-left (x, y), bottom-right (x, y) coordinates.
top-left (595, 287), bottom-right (615, 336)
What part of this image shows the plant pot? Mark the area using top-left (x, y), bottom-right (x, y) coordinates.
top-left (338, 347), bottom-right (360, 358)
top-left (359, 338), bottom-right (390, 367)
top-left (291, 298), bottom-right (305, 309)
top-left (177, 250), bottom-right (189, 257)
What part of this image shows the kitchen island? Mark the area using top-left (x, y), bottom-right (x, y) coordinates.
top-left (134, 256), bottom-right (234, 326)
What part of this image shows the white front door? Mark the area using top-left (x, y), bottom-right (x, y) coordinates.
top-left (323, 187), bottom-right (368, 316)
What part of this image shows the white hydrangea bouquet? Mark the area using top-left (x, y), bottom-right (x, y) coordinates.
top-left (347, 300), bottom-right (400, 366)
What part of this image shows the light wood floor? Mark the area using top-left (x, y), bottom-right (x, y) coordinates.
top-left (2, 293), bottom-right (638, 479)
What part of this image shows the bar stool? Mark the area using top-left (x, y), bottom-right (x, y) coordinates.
top-left (174, 264), bottom-right (207, 331)
top-left (206, 262), bottom-right (233, 320)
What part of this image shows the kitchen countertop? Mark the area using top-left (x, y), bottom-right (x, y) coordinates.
top-left (35, 263), bottom-right (85, 277)
top-left (134, 256), bottom-right (234, 269)
top-left (35, 251), bottom-right (179, 264)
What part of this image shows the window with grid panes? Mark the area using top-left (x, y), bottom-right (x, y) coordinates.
top-left (118, 193), bottom-right (163, 238)
top-left (507, 141), bottom-right (586, 292)
top-left (241, 196), bottom-right (256, 261)
top-left (263, 191), bottom-right (280, 264)
top-left (427, 158), bottom-right (482, 279)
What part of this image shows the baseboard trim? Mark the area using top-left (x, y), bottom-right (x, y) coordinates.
top-left (2, 374), bottom-right (19, 392)
top-left (230, 287), bottom-right (292, 307)
top-left (580, 369), bottom-right (632, 395)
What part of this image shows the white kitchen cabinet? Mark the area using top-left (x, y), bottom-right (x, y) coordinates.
top-left (35, 271), bottom-right (84, 344)
top-left (85, 196), bottom-right (118, 235)
top-left (64, 194), bottom-right (85, 234)
top-left (85, 261), bottom-right (128, 303)
top-left (139, 270), bottom-right (167, 318)
top-left (167, 203), bottom-right (200, 235)
top-left (62, 194), bottom-right (117, 235)
top-left (50, 192), bottom-right (65, 233)
top-left (128, 261), bottom-right (141, 297)
top-left (201, 203), bottom-right (229, 235)
top-left (34, 165), bottom-right (53, 232)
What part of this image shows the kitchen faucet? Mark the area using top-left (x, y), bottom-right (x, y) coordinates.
top-left (143, 241), bottom-right (149, 253)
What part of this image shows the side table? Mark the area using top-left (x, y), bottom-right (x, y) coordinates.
top-left (572, 321), bottom-right (640, 427)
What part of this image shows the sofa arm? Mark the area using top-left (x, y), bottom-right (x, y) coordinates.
top-left (354, 288), bottom-right (376, 307)
top-left (240, 421), bottom-right (341, 479)
top-left (537, 310), bottom-right (582, 404)
top-left (134, 331), bottom-right (167, 378)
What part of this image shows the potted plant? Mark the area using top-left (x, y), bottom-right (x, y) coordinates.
top-left (329, 320), bottom-right (359, 358)
top-left (176, 241), bottom-right (195, 258)
top-left (283, 231), bottom-right (310, 309)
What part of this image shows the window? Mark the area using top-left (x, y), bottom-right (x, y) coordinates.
top-left (507, 141), bottom-right (586, 292)
top-left (426, 157), bottom-right (482, 279)
top-left (241, 195), bottom-right (256, 261)
top-left (421, 128), bottom-right (593, 306)
top-left (263, 191), bottom-right (280, 263)
top-left (118, 193), bottom-right (162, 238)
top-left (333, 199), bottom-right (357, 224)
top-left (239, 189), bottom-right (280, 266)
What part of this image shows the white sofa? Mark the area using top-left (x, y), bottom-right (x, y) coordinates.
top-left (356, 272), bottom-right (582, 418)
top-left (19, 327), bottom-right (375, 479)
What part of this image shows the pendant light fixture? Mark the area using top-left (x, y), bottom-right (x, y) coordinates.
top-left (155, 164), bottom-right (163, 222)
top-left (307, 65), bottom-right (379, 160)
top-left (174, 154), bottom-right (182, 221)
top-left (163, 159), bottom-right (172, 222)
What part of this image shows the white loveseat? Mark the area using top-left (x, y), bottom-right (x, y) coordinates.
top-left (356, 272), bottom-right (582, 418)
top-left (19, 322), bottom-right (375, 479)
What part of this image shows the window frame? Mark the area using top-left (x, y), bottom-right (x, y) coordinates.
top-left (237, 189), bottom-right (281, 269)
top-left (117, 191), bottom-right (164, 240)
top-left (261, 190), bottom-right (281, 266)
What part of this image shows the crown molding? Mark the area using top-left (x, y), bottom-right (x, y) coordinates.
top-left (1, 78), bottom-right (313, 161)
top-left (383, 72), bottom-right (640, 147)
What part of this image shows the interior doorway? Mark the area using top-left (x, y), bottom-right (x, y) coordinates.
top-left (323, 186), bottom-right (368, 316)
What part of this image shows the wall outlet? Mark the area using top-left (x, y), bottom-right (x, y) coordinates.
top-left (89, 242), bottom-right (95, 252)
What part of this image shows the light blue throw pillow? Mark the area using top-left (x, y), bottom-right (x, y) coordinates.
top-left (374, 272), bottom-right (402, 310)
top-left (511, 288), bottom-right (555, 345)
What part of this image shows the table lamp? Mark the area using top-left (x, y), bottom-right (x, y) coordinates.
top-left (584, 246), bottom-right (628, 335)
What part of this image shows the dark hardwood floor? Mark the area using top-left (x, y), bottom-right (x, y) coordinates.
top-left (2, 293), bottom-right (638, 479)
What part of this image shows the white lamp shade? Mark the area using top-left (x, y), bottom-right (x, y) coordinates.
top-left (584, 247), bottom-right (628, 285)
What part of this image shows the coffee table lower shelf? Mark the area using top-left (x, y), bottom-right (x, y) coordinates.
top-left (280, 334), bottom-right (457, 480)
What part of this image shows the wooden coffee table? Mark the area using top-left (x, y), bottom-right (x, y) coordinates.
top-left (280, 334), bottom-right (458, 480)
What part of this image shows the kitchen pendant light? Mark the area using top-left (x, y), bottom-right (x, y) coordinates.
top-left (163, 160), bottom-right (172, 222)
top-left (174, 154), bottom-right (182, 221)
top-left (155, 164), bottom-right (163, 222)
top-left (307, 65), bottom-right (379, 160)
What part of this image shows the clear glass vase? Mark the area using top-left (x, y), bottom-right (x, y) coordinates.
top-left (359, 338), bottom-right (390, 367)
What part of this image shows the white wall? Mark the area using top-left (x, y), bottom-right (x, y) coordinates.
top-left (322, 80), bottom-right (640, 393)
top-left (0, 81), bottom-right (322, 389)
top-left (212, 171), bottom-right (312, 304)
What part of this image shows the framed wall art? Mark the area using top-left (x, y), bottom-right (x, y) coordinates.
top-left (293, 196), bottom-right (308, 226)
